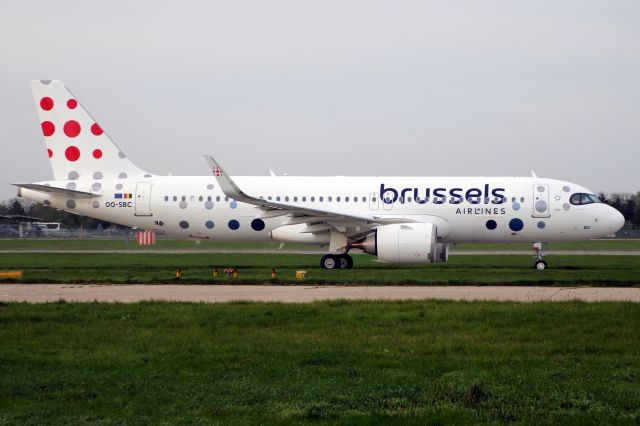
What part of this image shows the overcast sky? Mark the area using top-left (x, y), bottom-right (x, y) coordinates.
top-left (1, 1), bottom-right (639, 201)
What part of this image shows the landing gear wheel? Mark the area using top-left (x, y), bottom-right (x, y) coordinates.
top-left (534, 260), bottom-right (548, 270)
top-left (337, 254), bottom-right (354, 269)
top-left (320, 254), bottom-right (338, 270)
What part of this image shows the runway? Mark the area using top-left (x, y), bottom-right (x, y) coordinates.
top-left (1, 284), bottom-right (639, 303)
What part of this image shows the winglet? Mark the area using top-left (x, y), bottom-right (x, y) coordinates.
top-left (203, 155), bottom-right (255, 204)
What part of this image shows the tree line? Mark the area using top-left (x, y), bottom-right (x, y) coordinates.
top-left (1, 192), bottom-right (640, 229)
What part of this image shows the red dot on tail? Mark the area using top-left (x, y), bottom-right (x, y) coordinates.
top-left (92, 149), bottom-right (103, 159)
top-left (91, 123), bottom-right (103, 136)
top-left (41, 121), bottom-right (55, 137)
top-left (47, 149), bottom-right (53, 158)
top-left (40, 97), bottom-right (54, 111)
top-left (65, 146), bottom-right (80, 162)
top-left (67, 99), bottom-right (78, 109)
top-left (63, 120), bottom-right (81, 137)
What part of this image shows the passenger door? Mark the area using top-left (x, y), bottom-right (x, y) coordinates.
top-left (135, 182), bottom-right (153, 216)
top-left (532, 184), bottom-right (550, 218)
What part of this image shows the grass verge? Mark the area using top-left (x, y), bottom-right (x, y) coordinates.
top-left (0, 300), bottom-right (638, 424)
top-left (1, 253), bottom-right (640, 286)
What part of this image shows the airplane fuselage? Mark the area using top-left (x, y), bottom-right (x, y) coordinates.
top-left (20, 175), bottom-right (622, 244)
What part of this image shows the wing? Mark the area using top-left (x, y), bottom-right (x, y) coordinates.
top-left (204, 155), bottom-right (410, 250)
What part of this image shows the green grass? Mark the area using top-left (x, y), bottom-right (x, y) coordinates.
top-left (1, 252), bottom-right (640, 286)
top-left (454, 240), bottom-right (640, 251)
top-left (0, 301), bottom-right (638, 424)
top-left (1, 238), bottom-right (639, 251)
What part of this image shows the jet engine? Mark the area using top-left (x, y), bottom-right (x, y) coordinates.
top-left (351, 223), bottom-right (448, 264)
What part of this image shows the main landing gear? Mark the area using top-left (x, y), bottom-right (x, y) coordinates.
top-left (533, 242), bottom-right (548, 270)
top-left (320, 253), bottom-right (354, 270)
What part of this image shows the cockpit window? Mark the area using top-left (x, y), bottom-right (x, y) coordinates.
top-left (570, 193), bottom-right (600, 205)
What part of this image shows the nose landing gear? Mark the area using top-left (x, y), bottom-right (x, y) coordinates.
top-left (533, 242), bottom-right (548, 270)
top-left (320, 253), bottom-right (354, 270)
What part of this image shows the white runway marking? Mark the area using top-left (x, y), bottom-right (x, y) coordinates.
top-left (0, 284), bottom-right (638, 303)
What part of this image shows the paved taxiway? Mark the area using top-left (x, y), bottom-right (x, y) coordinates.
top-left (1, 284), bottom-right (638, 303)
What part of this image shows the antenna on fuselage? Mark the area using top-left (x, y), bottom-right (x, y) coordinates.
top-left (531, 170), bottom-right (538, 178)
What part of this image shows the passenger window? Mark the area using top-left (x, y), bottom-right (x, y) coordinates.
top-left (354, 196), bottom-right (358, 202)
top-left (181, 196), bottom-right (186, 202)
top-left (207, 196), bottom-right (212, 201)
top-left (337, 197), bottom-right (341, 202)
top-left (285, 196), bottom-right (290, 202)
top-left (294, 196), bottom-right (298, 202)
top-left (302, 196), bottom-right (306, 202)
top-left (328, 196), bottom-right (333, 202)
top-left (173, 196), bottom-right (177, 202)
top-left (268, 196), bottom-right (272, 200)
top-left (276, 196), bottom-right (281, 201)
top-left (319, 196), bottom-right (324, 202)
top-left (164, 196), bottom-right (169, 202)
top-left (311, 196), bottom-right (315, 202)
top-left (363, 196), bottom-right (367, 202)
top-left (225, 197), bottom-right (229, 202)
top-left (216, 196), bottom-right (221, 201)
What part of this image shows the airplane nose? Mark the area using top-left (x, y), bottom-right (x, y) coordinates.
top-left (608, 207), bottom-right (625, 233)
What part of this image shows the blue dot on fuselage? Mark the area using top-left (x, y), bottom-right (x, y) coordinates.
top-left (537, 221), bottom-right (546, 229)
top-left (509, 218), bottom-right (524, 232)
top-left (230, 200), bottom-right (238, 209)
top-left (228, 219), bottom-right (240, 230)
top-left (512, 202), bottom-right (520, 211)
top-left (486, 219), bottom-right (497, 230)
top-left (251, 218), bottom-right (265, 231)
top-left (205, 220), bottom-right (214, 229)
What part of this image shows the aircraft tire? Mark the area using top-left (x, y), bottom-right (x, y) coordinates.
top-left (321, 254), bottom-right (338, 270)
top-left (338, 254), bottom-right (354, 269)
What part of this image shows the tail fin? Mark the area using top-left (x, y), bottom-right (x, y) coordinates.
top-left (31, 80), bottom-right (149, 181)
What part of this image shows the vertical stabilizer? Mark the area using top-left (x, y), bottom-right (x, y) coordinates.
top-left (31, 80), bottom-right (148, 181)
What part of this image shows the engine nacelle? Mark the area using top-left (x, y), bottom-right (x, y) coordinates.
top-left (353, 223), bottom-right (440, 264)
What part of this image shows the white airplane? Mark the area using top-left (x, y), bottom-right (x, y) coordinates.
top-left (15, 80), bottom-right (625, 270)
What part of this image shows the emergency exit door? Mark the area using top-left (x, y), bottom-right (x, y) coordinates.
top-left (135, 182), bottom-right (153, 216)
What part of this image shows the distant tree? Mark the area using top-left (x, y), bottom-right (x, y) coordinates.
top-left (623, 198), bottom-right (637, 222)
top-left (597, 192), bottom-right (607, 203)
top-left (7, 198), bottom-right (27, 215)
top-left (634, 192), bottom-right (640, 228)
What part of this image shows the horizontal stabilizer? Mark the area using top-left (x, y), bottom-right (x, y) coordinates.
top-left (13, 183), bottom-right (99, 198)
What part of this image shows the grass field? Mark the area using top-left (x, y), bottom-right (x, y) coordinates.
top-left (1, 238), bottom-right (639, 251)
top-left (1, 252), bottom-right (640, 286)
top-left (0, 301), bottom-right (638, 424)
